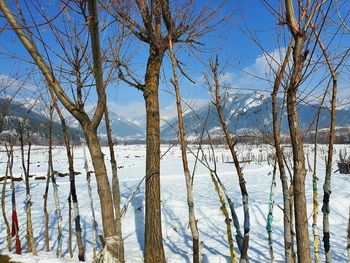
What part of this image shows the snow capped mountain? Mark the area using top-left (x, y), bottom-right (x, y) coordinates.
top-left (3, 89), bottom-right (350, 142)
top-left (160, 90), bottom-right (350, 140)
top-left (0, 98), bottom-right (83, 142)
top-left (97, 111), bottom-right (145, 138)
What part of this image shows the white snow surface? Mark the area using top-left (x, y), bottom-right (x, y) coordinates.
top-left (0, 144), bottom-right (349, 262)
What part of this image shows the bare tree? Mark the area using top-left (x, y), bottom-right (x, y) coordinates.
top-left (43, 105), bottom-right (53, 252)
top-left (168, 37), bottom-right (200, 262)
top-left (209, 57), bottom-right (250, 262)
top-left (18, 118), bottom-right (37, 255)
top-left (312, 23), bottom-right (349, 263)
top-left (6, 142), bottom-right (21, 254)
top-left (283, 1), bottom-right (327, 261)
top-left (0, 1), bottom-right (120, 260)
top-left (271, 39), bottom-right (294, 262)
top-left (107, 1), bottom-right (223, 261)
top-left (83, 144), bottom-right (98, 258)
top-left (48, 82), bottom-right (85, 260)
top-left (1, 143), bottom-right (11, 251)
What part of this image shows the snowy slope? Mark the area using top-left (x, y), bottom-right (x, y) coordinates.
top-left (0, 144), bottom-right (349, 262)
top-left (97, 111), bottom-right (145, 139)
top-left (160, 90), bottom-right (350, 139)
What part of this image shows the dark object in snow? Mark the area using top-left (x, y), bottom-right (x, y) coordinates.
top-left (56, 171), bottom-right (82, 177)
top-left (35, 176), bottom-right (46, 180)
top-left (0, 176), bottom-right (10, 182)
top-left (12, 177), bottom-right (23, 182)
top-left (0, 255), bottom-right (21, 263)
top-left (338, 162), bottom-right (350, 174)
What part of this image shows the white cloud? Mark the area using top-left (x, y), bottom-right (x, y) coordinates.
top-left (160, 98), bottom-right (208, 122)
top-left (219, 72), bottom-right (236, 84)
top-left (107, 101), bottom-right (146, 126)
top-left (193, 47), bottom-right (289, 94)
top-left (236, 47), bottom-right (289, 89)
top-left (0, 74), bottom-right (40, 93)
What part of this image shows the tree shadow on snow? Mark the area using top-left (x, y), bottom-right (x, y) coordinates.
top-left (131, 191), bottom-right (145, 255)
top-left (162, 202), bottom-right (191, 263)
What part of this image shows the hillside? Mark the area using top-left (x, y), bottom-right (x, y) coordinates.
top-left (160, 90), bottom-right (350, 140)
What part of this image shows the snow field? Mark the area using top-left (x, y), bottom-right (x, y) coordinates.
top-left (0, 144), bottom-right (349, 262)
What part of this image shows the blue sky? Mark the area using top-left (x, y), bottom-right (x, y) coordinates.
top-left (0, 0), bottom-right (349, 123)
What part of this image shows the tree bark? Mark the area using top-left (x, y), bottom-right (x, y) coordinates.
top-left (322, 80), bottom-right (336, 263)
top-left (20, 135), bottom-right (37, 255)
top-left (0, 3), bottom-right (119, 258)
top-left (210, 171), bottom-right (237, 263)
top-left (85, 129), bottom-right (117, 239)
top-left (271, 39), bottom-right (293, 263)
top-left (168, 37), bottom-right (200, 263)
top-left (8, 144), bottom-right (21, 254)
top-left (286, 35), bottom-right (311, 263)
top-left (83, 146), bottom-right (97, 258)
top-left (143, 45), bottom-right (166, 263)
top-left (68, 194), bottom-right (73, 258)
top-left (1, 152), bottom-right (11, 251)
top-left (49, 87), bottom-right (85, 261)
top-left (211, 58), bottom-right (250, 262)
top-left (86, 2), bottom-right (120, 260)
top-left (48, 124), bottom-right (63, 257)
top-left (104, 106), bottom-right (124, 262)
top-left (314, 29), bottom-right (338, 263)
top-left (311, 79), bottom-right (330, 263)
top-left (266, 160), bottom-right (277, 262)
top-left (43, 106), bottom-right (53, 252)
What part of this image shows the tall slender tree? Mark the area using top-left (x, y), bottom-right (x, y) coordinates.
top-left (168, 37), bottom-right (200, 263)
top-left (108, 1), bottom-right (223, 260)
top-left (210, 57), bottom-right (250, 262)
top-left (271, 39), bottom-right (294, 263)
top-left (0, 1), bottom-right (120, 261)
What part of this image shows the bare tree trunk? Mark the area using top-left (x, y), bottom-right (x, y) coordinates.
top-left (83, 145), bottom-right (97, 258)
top-left (20, 133), bottom-right (37, 255)
top-left (7, 144), bottom-right (21, 254)
top-left (271, 39), bottom-right (293, 263)
top-left (266, 160), bottom-right (277, 262)
top-left (211, 58), bottom-right (250, 262)
top-left (168, 37), bottom-right (200, 263)
top-left (43, 166), bottom-right (50, 252)
top-left (289, 186), bottom-right (296, 263)
top-left (48, 88), bottom-right (85, 261)
top-left (311, 85), bottom-right (330, 263)
top-left (287, 89), bottom-right (311, 262)
top-left (210, 171), bottom-right (237, 263)
top-left (315, 30), bottom-right (338, 263)
top-left (312, 117), bottom-right (320, 263)
top-left (68, 194), bottom-right (73, 258)
top-left (286, 34), bottom-right (311, 263)
top-left (143, 45), bottom-right (166, 263)
top-left (67, 147), bottom-right (85, 261)
top-left (43, 106), bottom-right (54, 252)
top-left (87, 2), bottom-right (119, 261)
top-left (104, 106), bottom-right (124, 262)
top-left (48, 125), bottom-right (63, 257)
top-left (0, 3), bottom-right (118, 259)
top-left (2, 150), bottom-right (11, 251)
top-left (322, 83), bottom-right (336, 263)
top-left (84, 130), bottom-right (117, 249)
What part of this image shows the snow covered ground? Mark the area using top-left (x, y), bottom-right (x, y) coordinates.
top-left (0, 144), bottom-right (349, 262)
